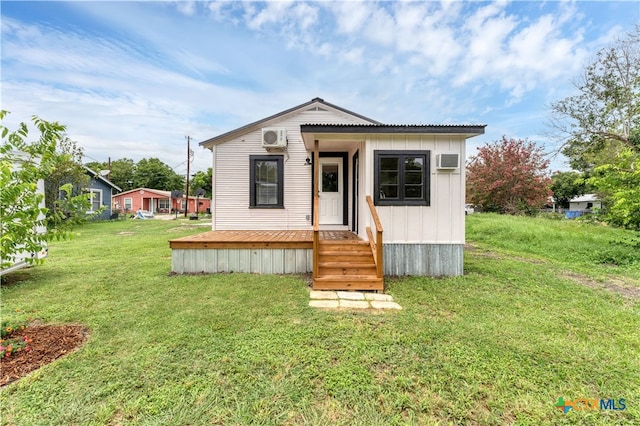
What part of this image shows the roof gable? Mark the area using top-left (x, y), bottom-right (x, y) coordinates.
top-left (200, 97), bottom-right (380, 148)
top-left (114, 187), bottom-right (206, 200)
top-left (84, 166), bottom-right (121, 191)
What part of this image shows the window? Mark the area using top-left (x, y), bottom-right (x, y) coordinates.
top-left (158, 199), bottom-right (170, 210)
top-left (374, 150), bottom-right (430, 206)
top-left (124, 198), bottom-right (133, 211)
top-left (250, 155), bottom-right (284, 208)
top-left (87, 189), bottom-right (102, 213)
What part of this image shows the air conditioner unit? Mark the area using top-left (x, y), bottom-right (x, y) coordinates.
top-left (261, 128), bottom-right (287, 148)
top-left (436, 153), bottom-right (460, 169)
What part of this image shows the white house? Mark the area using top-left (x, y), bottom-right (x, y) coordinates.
top-left (569, 193), bottom-right (602, 211)
top-left (170, 98), bottom-right (485, 289)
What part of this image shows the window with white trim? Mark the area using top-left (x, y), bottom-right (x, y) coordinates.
top-left (158, 199), bottom-right (170, 210)
top-left (124, 198), bottom-right (133, 210)
top-left (87, 188), bottom-right (103, 213)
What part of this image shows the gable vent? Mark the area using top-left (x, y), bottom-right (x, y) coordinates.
top-left (436, 153), bottom-right (460, 169)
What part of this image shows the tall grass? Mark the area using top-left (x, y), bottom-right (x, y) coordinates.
top-left (466, 213), bottom-right (640, 279)
top-left (0, 218), bottom-right (638, 425)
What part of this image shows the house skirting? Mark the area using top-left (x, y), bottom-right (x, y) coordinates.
top-left (383, 243), bottom-right (464, 276)
top-left (171, 248), bottom-right (313, 274)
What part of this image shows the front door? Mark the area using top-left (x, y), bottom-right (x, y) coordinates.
top-left (319, 157), bottom-right (343, 224)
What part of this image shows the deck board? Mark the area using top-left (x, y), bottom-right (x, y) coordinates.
top-left (169, 230), bottom-right (360, 249)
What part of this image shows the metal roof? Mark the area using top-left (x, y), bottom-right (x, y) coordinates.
top-left (570, 193), bottom-right (600, 203)
top-left (300, 123), bottom-right (486, 134)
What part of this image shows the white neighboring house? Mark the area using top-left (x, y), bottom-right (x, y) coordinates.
top-left (569, 194), bottom-right (602, 211)
top-left (195, 97), bottom-right (485, 276)
top-left (1, 153), bottom-right (48, 276)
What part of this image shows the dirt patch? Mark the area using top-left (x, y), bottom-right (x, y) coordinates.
top-left (117, 231), bottom-right (135, 236)
top-left (464, 243), bottom-right (545, 264)
top-left (1, 324), bottom-right (88, 387)
top-left (167, 226), bottom-right (200, 232)
top-left (560, 272), bottom-right (640, 301)
top-left (0, 272), bottom-right (31, 288)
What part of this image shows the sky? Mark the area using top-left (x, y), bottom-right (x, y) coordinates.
top-left (2, 0), bottom-right (639, 177)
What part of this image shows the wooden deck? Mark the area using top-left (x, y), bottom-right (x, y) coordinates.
top-left (170, 229), bottom-right (382, 291)
top-left (169, 230), bottom-right (361, 250)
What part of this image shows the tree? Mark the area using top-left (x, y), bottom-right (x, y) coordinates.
top-left (189, 168), bottom-right (212, 198)
top-left (0, 111), bottom-right (90, 270)
top-left (44, 136), bottom-right (89, 221)
top-left (85, 158), bottom-right (136, 191)
top-left (550, 171), bottom-right (591, 209)
top-left (133, 158), bottom-right (184, 191)
top-left (549, 26), bottom-right (640, 171)
top-left (549, 26), bottom-right (640, 229)
top-left (588, 149), bottom-right (640, 230)
top-left (466, 136), bottom-right (552, 214)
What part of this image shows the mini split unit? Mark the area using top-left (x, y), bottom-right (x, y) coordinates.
top-left (261, 128), bottom-right (287, 149)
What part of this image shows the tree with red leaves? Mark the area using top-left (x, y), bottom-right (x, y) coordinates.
top-left (466, 136), bottom-right (552, 214)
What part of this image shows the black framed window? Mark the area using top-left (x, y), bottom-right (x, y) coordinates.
top-left (374, 150), bottom-right (430, 206)
top-left (250, 155), bottom-right (284, 208)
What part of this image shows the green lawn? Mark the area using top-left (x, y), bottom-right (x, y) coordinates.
top-left (1, 216), bottom-right (638, 425)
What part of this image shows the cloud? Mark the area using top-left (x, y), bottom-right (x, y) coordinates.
top-left (3, 0), bottom-right (637, 176)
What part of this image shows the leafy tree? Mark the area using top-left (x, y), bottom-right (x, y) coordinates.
top-left (549, 26), bottom-right (640, 171)
top-left (466, 136), bottom-right (552, 214)
top-left (588, 149), bottom-right (640, 230)
top-left (109, 158), bottom-right (136, 191)
top-left (85, 158), bottom-right (136, 191)
top-left (133, 158), bottom-right (184, 191)
top-left (189, 168), bottom-right (212, 198)
top-left (550, 171), bottom-right (591, 208)
top-left (1, 112), bottom-right (58, 270)
top-left (44, 136), bottom-right (89, 221)
top-left (1, 111), bottom-right (90, 270)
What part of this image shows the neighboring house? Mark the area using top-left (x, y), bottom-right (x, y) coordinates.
top-left (566, 193), bottom-right (602, 220)
top-left (112, 188), bottom-right (211, 215)
top-left (85, 166), bottom-right (122, 220)
top-left (170, 97), bottom-right (485, 289)
top-left (569, 193), bottom-right (601, 211)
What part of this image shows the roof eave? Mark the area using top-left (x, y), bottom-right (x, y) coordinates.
top-left (300, 124), bottom-right (486, 138)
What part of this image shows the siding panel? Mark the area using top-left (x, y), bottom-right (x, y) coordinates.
top-left (171, 249), bottom-right (313, 274)
top-left (384, 243), bottom-right (463, 276)
top-left (213, 108), bottom-right (371, 231)
top-left (363, 135), bottom-right (466, 244)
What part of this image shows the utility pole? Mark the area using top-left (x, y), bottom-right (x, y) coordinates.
top-left (185, 136), bottom-right (191, 218)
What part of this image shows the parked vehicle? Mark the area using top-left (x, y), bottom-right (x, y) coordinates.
top-left (465, 204), bottom-right (475, 215)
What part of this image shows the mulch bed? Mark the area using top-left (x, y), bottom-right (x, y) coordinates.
top-left (1, 324), bottom-right (88, 387)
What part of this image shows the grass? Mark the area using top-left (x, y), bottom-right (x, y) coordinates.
top-left (0, 216), bottom-right (639, 425)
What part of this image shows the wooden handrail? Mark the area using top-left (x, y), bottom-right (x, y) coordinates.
top-left (312, 140), bottom-right (320, 279)
top-left (366, 196), bottom-right (383, 233)
top-left (313, 194), bottom-right (319, 278)
top-left (365, 196), bottom-right (384, 279)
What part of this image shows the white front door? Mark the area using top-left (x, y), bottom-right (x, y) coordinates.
top-left (319, 157), bottom-right (343, 224)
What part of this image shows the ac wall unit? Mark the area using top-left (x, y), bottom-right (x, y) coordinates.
top-left (261, 128), bottom-right (287, 148)
top-left (436, 153), bottom-right (460, 169)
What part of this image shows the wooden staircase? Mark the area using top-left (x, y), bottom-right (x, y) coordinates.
top-left (312, 240), bottom-right (384, 291)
